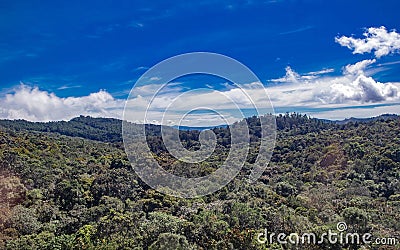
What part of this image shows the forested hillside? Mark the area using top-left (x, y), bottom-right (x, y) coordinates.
top-left (0, 114), bottom-right (399, 249)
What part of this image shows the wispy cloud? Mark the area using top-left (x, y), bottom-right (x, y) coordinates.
top-left (306, 68), bottom-right (335, 75)
top-left (279, 25), bottom-right (314, 35)
top-left (102, 59), bottom-right (127, 72)
top-left (270, 67), bottom-right (334, 83)
top-left (57, 85), bottom-right (82, 90)
top-left (0, 49), bottom-right (32, 64)
top-left (128, 22), bottom-right (144, 28)
top-left (149, 76), bottom-right (161, 81)
top-left (377, 60), bottom-right (400, 67)
top-left (133, 66), bottom-right (149, 71)
top-left (87, 23), bottom-right (122, 39)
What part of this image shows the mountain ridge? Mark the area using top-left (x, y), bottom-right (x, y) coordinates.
top-left (0, 113), bottom-right (398, 143)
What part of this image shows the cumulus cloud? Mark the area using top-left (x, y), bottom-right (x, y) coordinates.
top-left (319, 59), bottom-right (398, 104)
top-left (323, 74), bottom-right (398, 103)
top-left (0, 84), bottom-right (124, 122)
top-left (335, 26), bottom-right (400, 58)
top-left (266, 60), bottom-right (399, 107)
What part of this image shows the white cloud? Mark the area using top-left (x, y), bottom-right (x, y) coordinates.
top-left (270, 66), bottom-right (301, 83)
top-left (57, 85), bottom-right (82, 90)
top-left (266, 59), bottom-right (399, 107)
top-left (335, 26), bottom-right (400, 58)
top-left (149, 76), bottom-right (161, 81)
top-left (306, 68), bottom-right (335, 76)
top-left (322, 74), bottom-right (398, 103)
top-left (270, 67), bottom-right (334, 83)
top-left (344, 59), bottom-right (376, 75)
top-left (133, 66), bottom-right (149, 71)
top-left (0, 84), bottom-right (124, 122)
top-left (377, 60), bottom-right (400, 67)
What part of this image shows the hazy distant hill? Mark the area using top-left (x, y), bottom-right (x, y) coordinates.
top-left (0, 113), bottom-right (397, 140)
top-left (332, 113), bottom-right (399, 125)
top-left (0, 112), bottom-right (353, 142)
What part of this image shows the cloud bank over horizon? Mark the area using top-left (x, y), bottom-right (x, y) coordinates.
top-left (267, 59), bottom-right (399, 106)
top-left (1, 27), bottom-right (399, 125)
top-left (0, 84), bottom-right (124, 122)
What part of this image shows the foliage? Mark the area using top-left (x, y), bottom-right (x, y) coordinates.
top-left (0, 114), bottom-right (399, 249)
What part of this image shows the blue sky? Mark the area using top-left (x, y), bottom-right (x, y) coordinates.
top-left (0, 0), bottom-right (400, 124)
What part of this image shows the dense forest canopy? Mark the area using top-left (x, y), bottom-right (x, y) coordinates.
top-left (0, 113), bottom-right (399, 249)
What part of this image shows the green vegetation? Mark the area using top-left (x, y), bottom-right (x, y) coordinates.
top-left (0, 114), bottom-right (399, 249)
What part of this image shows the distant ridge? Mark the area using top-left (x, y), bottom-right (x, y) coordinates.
top-left (0, 113), bottom-right (398, 143)
top-left (0, 115), bottom-right (123, 143)
top-left (172, 124), bottom-right (228, 131)
top-left (328, 114), bottom-right (399, 125)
